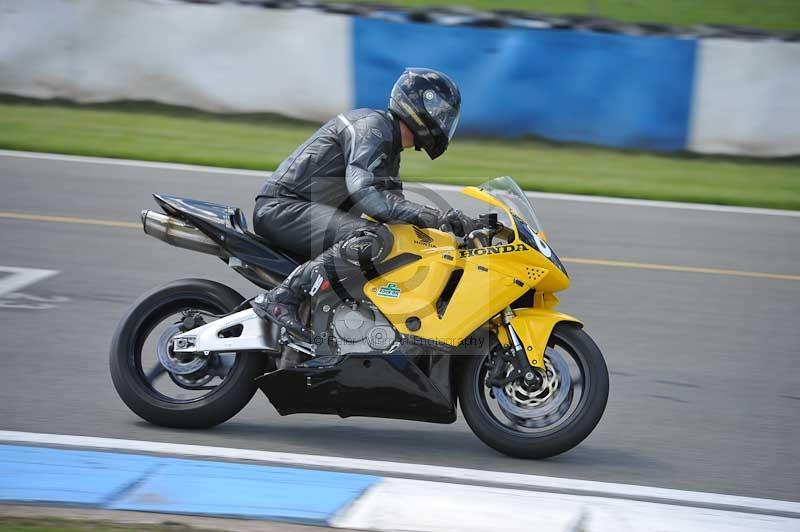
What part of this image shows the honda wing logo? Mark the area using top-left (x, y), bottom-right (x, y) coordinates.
top-left (413, 226), bottom-right (435, 247)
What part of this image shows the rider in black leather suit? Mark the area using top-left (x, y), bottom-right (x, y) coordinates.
top-left (252, 68), bottom-right (470, 342)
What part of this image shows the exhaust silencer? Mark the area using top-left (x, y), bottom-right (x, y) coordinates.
top-left (141, 210), bottom-right (224, 257)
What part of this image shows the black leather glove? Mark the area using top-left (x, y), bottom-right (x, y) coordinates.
top-left (415, 204), bottom-right (442, 229)
top-left (439, 208), bottom-right (474, 237)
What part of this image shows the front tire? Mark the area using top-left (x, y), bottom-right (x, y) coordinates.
top-left (110, 279), bottom-right (268, 429)
top-left (459, 322), bottom-right (609, 458)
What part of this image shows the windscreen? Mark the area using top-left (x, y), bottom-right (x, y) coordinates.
top-left (477, 176), bottom-right (543, 234)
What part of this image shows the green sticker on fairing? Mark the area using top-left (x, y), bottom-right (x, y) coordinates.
top-left (376, 282), bottom-right (401, 299)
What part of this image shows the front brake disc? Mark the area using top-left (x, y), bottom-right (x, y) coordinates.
top-left (492, 346), bottom-right (571, 420)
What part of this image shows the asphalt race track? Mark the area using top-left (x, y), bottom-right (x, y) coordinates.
top-left (1, 152), bottom-right (798, 502)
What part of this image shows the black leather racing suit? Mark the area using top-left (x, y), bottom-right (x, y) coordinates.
top-left (253, 108), bottom-right (439, 261)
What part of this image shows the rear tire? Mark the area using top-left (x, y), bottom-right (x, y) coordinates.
top-left (110, 279), bottom-right (267, 429)
top-left (458, 323), bottom-right (609, 458)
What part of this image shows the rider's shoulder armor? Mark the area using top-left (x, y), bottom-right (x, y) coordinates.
top-left (257, 108), bottom-right (402, 207)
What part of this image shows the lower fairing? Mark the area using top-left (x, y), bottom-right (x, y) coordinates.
top-left (256, 351), bottom-right (458, 424)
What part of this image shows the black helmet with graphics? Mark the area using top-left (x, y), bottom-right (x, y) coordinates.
top-left (388, 67), bottom-right (461, 160)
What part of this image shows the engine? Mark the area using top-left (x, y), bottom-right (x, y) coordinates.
top-left (329, 301), bottom-right (398, 355)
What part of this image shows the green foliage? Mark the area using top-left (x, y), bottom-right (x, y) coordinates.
top-left (0, 99), bottom-right (798, 210)
top-left (340, 0), bottom-right (800, 32)
top-left (0, 517), bottom-right (209, 532)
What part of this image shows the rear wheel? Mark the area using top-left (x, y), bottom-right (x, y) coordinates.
top-left (110, 279), bottom-right (269, 428)
top-left (459, 322), bottom-right (608, 458)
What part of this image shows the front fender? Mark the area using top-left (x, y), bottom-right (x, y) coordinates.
top-left (496, 308), bottom-right (582, 368)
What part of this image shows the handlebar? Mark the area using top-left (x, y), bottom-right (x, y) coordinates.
top-left (461, 213), bottom-right (514, 249)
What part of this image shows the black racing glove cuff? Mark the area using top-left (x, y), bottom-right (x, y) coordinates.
top-left (415, 205), bottom-right (442, 228)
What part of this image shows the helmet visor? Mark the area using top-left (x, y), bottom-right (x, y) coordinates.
top-left (422, 89), bottom-right (460, 141)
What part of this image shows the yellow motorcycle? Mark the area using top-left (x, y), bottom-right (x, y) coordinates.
top-left (111, 176), bottom-right (609, 458)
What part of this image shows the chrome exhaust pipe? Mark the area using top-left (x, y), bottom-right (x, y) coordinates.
top-left (141, 210), bottom-right (224, 257)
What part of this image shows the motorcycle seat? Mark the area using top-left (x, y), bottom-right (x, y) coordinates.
top-left (231, 206), bottom-right (306, 265)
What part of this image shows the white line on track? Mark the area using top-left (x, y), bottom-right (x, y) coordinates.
top-left (517, 190), bottom-right (798, 217)
top-left (2, 149), bottom-right (797, 218)
top-left (0, 149), bottom-right (267, 177)
top-left (0, 266), bottom-right (58, 298)
top-left (0, 430), bottom-right (797, 518)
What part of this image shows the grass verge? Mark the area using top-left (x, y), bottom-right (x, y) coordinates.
top-left (337, 0), bottom-right (800, 32)
top-left (0, 517), bottom-right (212, 532)
top-left (1, 98), bottom-right (798, 210)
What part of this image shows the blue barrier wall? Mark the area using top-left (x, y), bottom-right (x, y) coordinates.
top-left (5, 1), bottom-right (795, 155)
top-left (354, 18), bottom-right (697, 151)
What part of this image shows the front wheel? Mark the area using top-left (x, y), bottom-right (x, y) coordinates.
top-left (110, 279), bottom-right (269, 429)
top-left (459, 322), bottom-right (609, 458)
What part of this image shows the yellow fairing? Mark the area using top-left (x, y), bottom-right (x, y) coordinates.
top-left (496, 308), bottom-right (582, 367)
top-left (462, 185), bottom-right (507, 209)
top-left (364, 224), bottom-right (570, 346)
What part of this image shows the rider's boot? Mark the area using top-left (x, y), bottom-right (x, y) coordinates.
top-left (251, 258), bottom-right (329, 344)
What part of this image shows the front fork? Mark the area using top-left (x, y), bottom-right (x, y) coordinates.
top-left (488, 307), bottom-right (543, 388)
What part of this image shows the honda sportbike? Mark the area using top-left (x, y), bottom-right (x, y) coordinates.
top-left (111, 176), bottom-right (608, 457)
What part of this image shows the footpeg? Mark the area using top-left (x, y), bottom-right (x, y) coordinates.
top-left (279, 327), bottom-right (316, 356)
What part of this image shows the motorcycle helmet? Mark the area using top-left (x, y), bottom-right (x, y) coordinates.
top-left (388, 68), bottom-right (461, 160)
